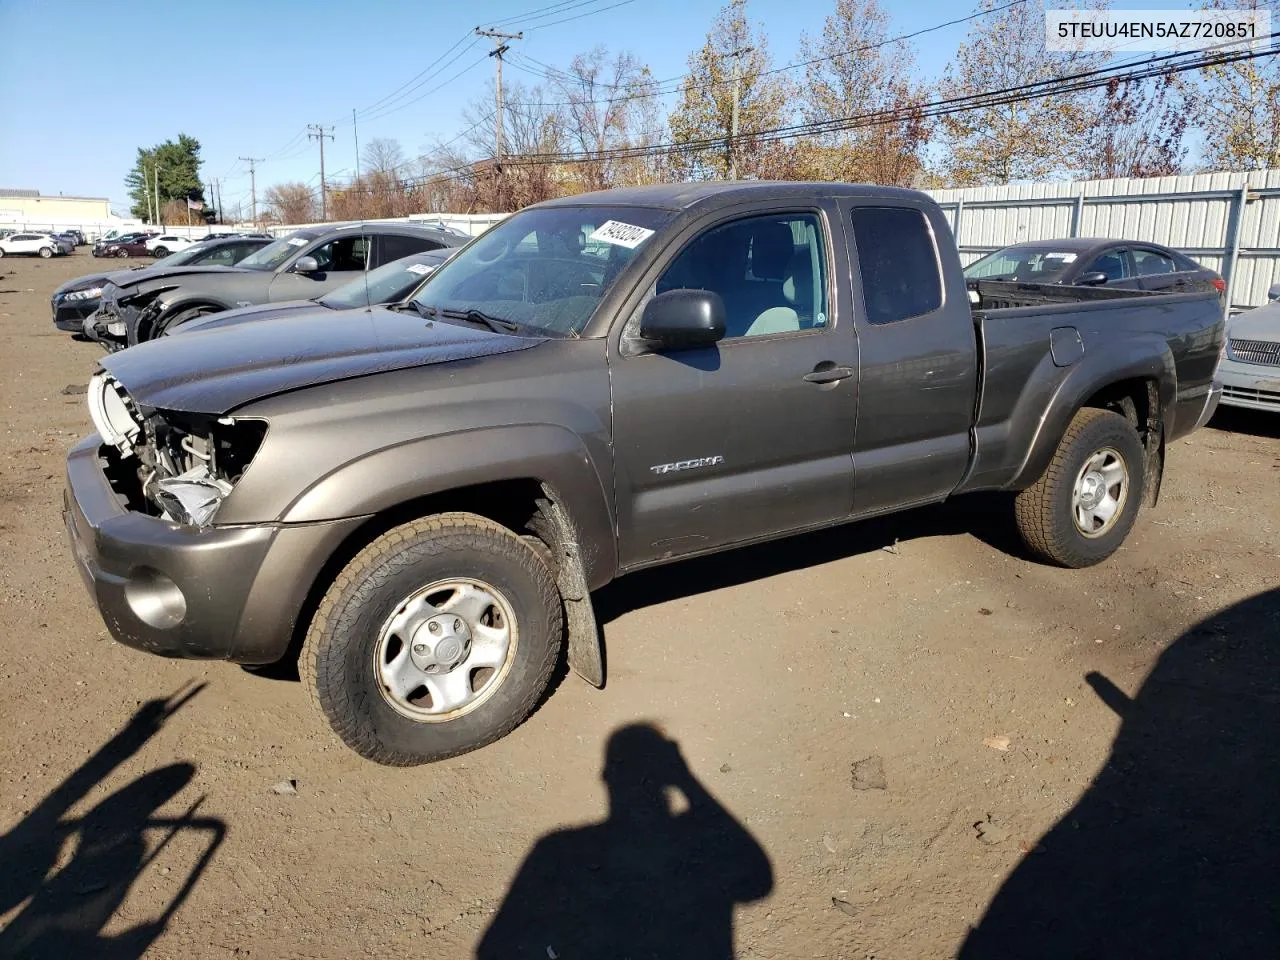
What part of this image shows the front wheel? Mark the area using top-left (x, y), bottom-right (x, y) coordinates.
top-left (1014, 408), bottom-right (1145, 568)
top-left (0, 247), bottom-right (6, 258)
top-left (39, 246), bottom-right (53, 259)
top-left (301, 513), bottom-right (564, 765)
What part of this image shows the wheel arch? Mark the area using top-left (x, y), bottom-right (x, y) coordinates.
top-left (1010, 343), bottom-right (1175, 501)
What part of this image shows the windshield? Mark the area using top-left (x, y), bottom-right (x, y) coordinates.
top-left (320, 252), bottom-right (448, 310)
top-left (236, 230), bottom-right (315, 271)
top-left (411, 205), bottom-right (674, 336)
top-left (963, 246), bottom-right (1082, 282)
top-left (152, 243), bottom-right (211, 268)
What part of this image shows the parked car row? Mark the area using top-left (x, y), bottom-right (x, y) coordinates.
top-left (75, 220), bottom-right (465, 348)
top-left (56, 184), bottom-right (1237, 768)
top-left (0, 231), bottom-right (73, 258)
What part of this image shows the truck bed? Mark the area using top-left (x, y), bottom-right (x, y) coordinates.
top-left (958, 281), bottom-right (1225, 494)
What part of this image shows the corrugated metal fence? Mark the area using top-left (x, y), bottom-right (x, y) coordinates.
top-left (929, 169), bottom-right (1280, 309)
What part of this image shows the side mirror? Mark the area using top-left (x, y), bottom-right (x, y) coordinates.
top-left (1077, 271), bottom-right (1108, 287)
top-left (639, 289), bottom-right (726, 349)
top-left (293, 255), bottom-right (320, 274)
top-left (1268, 282), bottom-right (1280, 301)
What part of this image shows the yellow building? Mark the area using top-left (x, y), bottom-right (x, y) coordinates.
top-left (0, 188), bottom-right (114, 227)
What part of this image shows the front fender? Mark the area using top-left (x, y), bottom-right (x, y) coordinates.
top-left (1010, 339), bottom-right (1176, 490)
top-left (279, 424), bottom-right (617, 589)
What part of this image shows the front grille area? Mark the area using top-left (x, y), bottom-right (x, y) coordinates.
top-left (1222, 385), bottom-right (1280, 408)
top-left (1230, 338), bottom-right (1280, 366)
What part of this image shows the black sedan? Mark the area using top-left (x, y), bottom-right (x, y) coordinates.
top-left (963, 238), bottom-right (1224, 295)
top-left (52, 236), bottom-right (272, 332)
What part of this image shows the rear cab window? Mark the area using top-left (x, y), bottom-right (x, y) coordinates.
top-left (849, 206), bottom-right (942, 324)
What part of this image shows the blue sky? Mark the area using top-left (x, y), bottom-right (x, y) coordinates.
top-left (0, 0), bottom-right (1208, 215)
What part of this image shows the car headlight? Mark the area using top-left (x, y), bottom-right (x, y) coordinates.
top-left (87, 372), bottom-right (142, 456)
top-left (66, 286), bottom-right (104, 301)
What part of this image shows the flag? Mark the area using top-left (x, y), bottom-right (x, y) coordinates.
top-left (186, 198), bottom-right (204, 211)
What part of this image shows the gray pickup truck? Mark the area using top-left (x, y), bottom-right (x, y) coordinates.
top-left (63, 183), bottom-right (1225, 766)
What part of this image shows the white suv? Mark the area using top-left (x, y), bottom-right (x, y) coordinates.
top-left (145, 235), bottom-right (197, 258)
top-left (0, 233), bottom-right (62, 258)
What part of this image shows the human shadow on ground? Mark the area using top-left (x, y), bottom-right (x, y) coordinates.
top-left (477, 723), bottom-right (772, 959)
top-left (959, 587), bottom-right (1280, 958)
top-left (0, 683), bottom-right (226, 960)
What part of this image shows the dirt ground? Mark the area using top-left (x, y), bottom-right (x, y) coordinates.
top-left (0, 251), bottom-right (1277, 959)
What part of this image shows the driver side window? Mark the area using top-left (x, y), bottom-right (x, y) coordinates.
top-left (308, 236), bottom-right (369, 273)
top-left (1083, 249), bottom-right (1130, 282)
top-left (656, 213), bottom-right (828, 339)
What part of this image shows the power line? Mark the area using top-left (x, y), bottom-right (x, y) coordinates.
top-left (522, 0), bottom-right (636, 31)
top-left (357, 46), bottom-right (488, 125)
top-left (390, 41), bottom-right (1278, 186)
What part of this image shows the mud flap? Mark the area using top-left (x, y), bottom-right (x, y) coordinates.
top-left (537, 487), bottom-right (604, 688)
top-left (1143, 417), bottom-right (1164, 507)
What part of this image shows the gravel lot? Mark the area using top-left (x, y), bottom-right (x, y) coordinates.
top-left (1, 251), bottom-right (1277, 958)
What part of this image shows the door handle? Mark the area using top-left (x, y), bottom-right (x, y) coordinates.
top-left (803, 363), bottom-right (854, 384)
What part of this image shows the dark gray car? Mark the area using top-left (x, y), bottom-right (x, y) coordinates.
top-left (172, 247), bottom-right (457, 335)
top-left (964, 238), bottom-right (1224, 295)
top-left (54, 236), bottom-right (272, 332)
top-left (63, 182), bottom-right (1224, 766)
top-left (88, 222), bottom-right (465, 349)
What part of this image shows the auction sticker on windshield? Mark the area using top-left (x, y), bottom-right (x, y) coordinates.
top-left (589, 220), bottom-right (655, 249)
top-left (404, 263), bottom-right (434, 276)
top-left (288, 237), bottom-right (308, 246)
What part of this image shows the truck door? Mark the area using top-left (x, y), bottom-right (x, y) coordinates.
top-left (838, 200), bottom-right (979, 514)
top-left (609, 207), bottom-right (858, 568)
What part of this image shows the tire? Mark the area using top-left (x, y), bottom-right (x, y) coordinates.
top-left (301, 512), bottom-right (563, 766)
top-left (39, 246), bottom-right (53, 259)
top-left (0, 247), bottom-right (6, 258)
top-left (116, 249), bottom-right (130, 258)
top-left (152, 246), bottom-right (168, 258)
top-left (154, 305), bottom-right (217, 338)
top-left (1014, 408), bottom-right (1145, 568)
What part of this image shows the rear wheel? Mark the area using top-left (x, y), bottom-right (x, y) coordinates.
top-left (1014, 408), bottom-right (1145, 568)
top-left (152, 246), bottom-right (168, 258)
top-left (0, 247), bottom-right (6, 258)
top-left (301, 513), bottom-right (563, 766)
top-left (116, 248), bottom-right (130, 258)
top-left (39, 246), bottom-right (53, 259)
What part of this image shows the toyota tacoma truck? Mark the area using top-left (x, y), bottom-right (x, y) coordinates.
top-left (62, 183), bottom-right (1225, 766)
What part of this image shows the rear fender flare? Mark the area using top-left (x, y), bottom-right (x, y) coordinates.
top-left (1011, 341), bottom-right (1176, 490)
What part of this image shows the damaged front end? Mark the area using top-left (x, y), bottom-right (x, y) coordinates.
top-left (87, 371), bottom-right (266, 527)
top-left (86, 283), bottom-right (179, 350)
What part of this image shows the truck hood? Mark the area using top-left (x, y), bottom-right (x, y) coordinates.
top-left (168, 299), bottom-right (321, 334)
top-left (100, 305), bottom-right (544, 415)
top-left (108, 264), bottom-right (246, 290)
top-left (1228, 303), bottom-right (1280, 341)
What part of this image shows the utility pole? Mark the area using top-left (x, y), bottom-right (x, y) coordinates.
top-left (239, 156), bottom-right (263, 227)
top-left (726, 46), bottom-right (753, 181)
top-left (353, 108), bottom-right (361, 184)
top-left (476, 27), bottom-right (522, 193)
top-left (153, 163), bottom-right (162, 226)
top-left (308, 123), bottom-right (335, 220)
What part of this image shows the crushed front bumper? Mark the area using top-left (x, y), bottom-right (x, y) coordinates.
top-left (63, 435), bottom-right (365, 663)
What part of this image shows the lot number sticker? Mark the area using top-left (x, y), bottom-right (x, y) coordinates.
top-left (404, 263), bottom-right (435, 276)
top-left (287, 237), bottom-right (308, 246)
top-left (588, 220), bottom-right (655, 249)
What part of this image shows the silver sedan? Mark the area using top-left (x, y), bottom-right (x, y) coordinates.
top-left (1220, 288), bottom-right (1280, 413)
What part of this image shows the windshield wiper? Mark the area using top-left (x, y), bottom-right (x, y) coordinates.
top-left (435, 307), bottom-right (521, 335)
top-left (387, 300), bottom-right (433, 319)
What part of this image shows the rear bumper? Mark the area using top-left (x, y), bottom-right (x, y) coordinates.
top-left (1217, 356), bottom-right (1280, 412)
top-left (63, 435), bottom-right (365, 663)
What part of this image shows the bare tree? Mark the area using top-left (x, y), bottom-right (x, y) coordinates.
top-left (1079, 75), bottom-right (1187, 180)
top-left (667, 0), bottom-right (790, 180)
top-left (791, 0), bottom-right (931, 185)
top-left (551, 47), bottom-right (664, 190)
top-left (937, 0), bottom-right (1107, 185)
top-left (263, 182), bottom-right (318, 225)
top-left (1180, 0), bottom-right (1280, 171)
